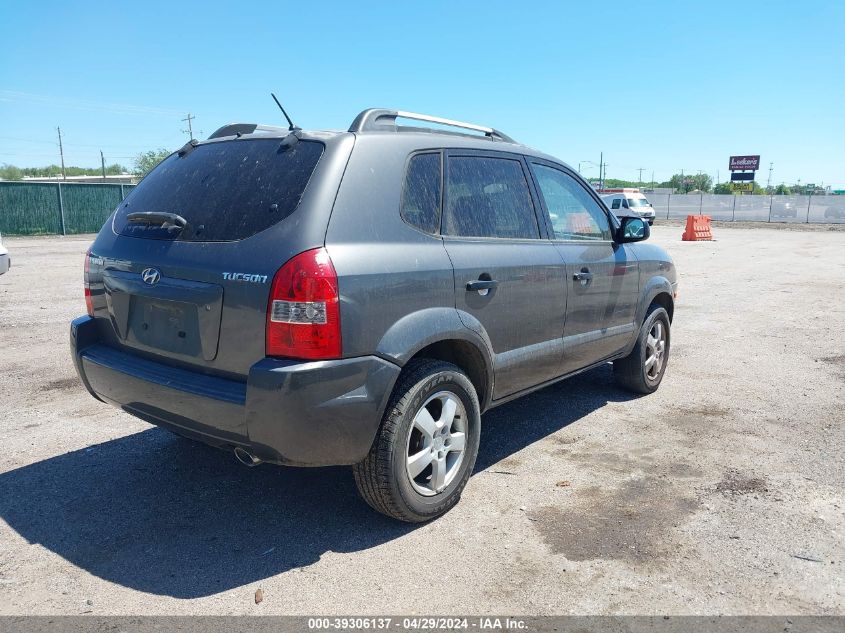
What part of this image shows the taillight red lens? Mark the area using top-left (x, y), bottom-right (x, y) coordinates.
top-left (84, 250), bottom-right (94, 316)
top-left (266, 248), bottom-right (341, 360)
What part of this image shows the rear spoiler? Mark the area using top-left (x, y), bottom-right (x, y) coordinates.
top-left (208, 123), bottom-right (288, 139)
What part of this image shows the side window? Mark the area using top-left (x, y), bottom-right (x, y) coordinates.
top-left (611, 198), bottom-right (621, 209)
top-left (443, 156), bottom-right (540, 239)
top-left (531, 164), bottom-right (612, 241)
top-left (401, 153), bottom-right (442, 234)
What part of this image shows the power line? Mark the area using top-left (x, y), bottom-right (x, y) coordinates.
top-left (0, 135), bottom-right (177, 150)
top-left (0, 135), bottom-right (57, 145)
top-left (0, 90), bottom-right (186, 117)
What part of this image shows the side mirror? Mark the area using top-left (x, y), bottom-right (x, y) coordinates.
top-left (616, 216), bottom-right (650, 243)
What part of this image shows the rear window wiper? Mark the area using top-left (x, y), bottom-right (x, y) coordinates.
top-left (126, 211), bottom-right (188, 230)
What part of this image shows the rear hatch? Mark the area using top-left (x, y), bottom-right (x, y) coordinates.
top-left (87, 135), bottom-right (338, 378)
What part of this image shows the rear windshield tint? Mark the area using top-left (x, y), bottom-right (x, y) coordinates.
top-left (113, 138), bottom-right (324, 241)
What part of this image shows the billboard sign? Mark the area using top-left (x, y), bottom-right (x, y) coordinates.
top-left (729, 155), bottom-right (760, 171)
top-left (730, 172), bottom-right (755, 181)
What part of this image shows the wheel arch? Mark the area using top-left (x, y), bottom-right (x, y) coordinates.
top-left (375, 307), bottom-right (495, 411)
top-left (408, 339), bottom-right (492, 412)
top-left (638, 276), bottom-right (675, 324)
top-left (650, 290), bottom-right (674, 322)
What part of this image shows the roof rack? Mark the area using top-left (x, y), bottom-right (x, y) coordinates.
top-left (348, 109), bottom-right (515, 143)
top-left (208, 123), bottom-right (288, 139)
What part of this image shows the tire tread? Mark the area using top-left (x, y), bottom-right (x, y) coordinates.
top-left (353, 358), bottom-right (477, 522)
top-left (614, 303), bottom-right (670, 394)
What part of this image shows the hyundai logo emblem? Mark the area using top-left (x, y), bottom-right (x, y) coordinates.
top-left (141, 267), bottom-right (161, 286)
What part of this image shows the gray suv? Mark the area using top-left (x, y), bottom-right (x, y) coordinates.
top-left (71, 109), bottom-right (677, 522)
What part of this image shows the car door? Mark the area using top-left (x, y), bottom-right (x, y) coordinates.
top-left (441, 150), bottom-right (567, 399)
top-left (528, 161), bottom-right (640, 374)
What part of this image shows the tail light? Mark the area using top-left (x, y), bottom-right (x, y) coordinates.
top-left (84, 250), bottom-right (94, 316)
top-left (266, 248), bottom-right (341, 360)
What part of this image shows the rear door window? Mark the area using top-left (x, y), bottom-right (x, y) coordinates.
top-left (401, 153), bottom-right (442, 234)
top-left (443, 156), bottom-right (539, 239)
top-left (113, 139), bottom-right (324, 241)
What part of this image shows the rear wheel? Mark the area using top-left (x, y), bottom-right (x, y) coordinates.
top-left (614, 304), bottom-right (670, 394)
top-left (353, 359), bottom-right (481, 522)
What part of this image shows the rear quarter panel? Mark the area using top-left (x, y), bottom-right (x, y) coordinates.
top-left (325, 136), bottom-right (461, 362)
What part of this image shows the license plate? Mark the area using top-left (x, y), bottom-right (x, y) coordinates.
top-left (129, 298), bottom-right (200, 356)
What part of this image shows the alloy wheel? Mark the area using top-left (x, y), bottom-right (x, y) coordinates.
top-left (645, 320), bottom-right (667, 381)
top-left (405, 391), bottom-right (467, 496)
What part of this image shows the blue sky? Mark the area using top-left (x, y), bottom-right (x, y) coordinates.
top-left (1, 0), bottom-right (843, 187)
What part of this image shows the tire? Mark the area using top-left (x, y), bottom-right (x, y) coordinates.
top-left (353, 358), bottom-right (481, 522)
top-left (613, 304), bottom-right (671, 394)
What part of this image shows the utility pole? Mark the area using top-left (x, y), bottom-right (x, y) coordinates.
top-left (181, 113), bottom-right (195, 139)
top-left (100, 150), bottom-right (107, 182)
top-left (637, 168), bottom-right (644, 186)
top-left (651, 170), bottom-right (654, 189)
top-left (56, 126), bottom-right (66, 180)
top-left (766, 162), bottom-right (773, 192)
top-left (599, 152), bottom-right (603, 190)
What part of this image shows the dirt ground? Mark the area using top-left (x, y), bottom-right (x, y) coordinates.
top-left (0, 225), bottom-right (842, 615)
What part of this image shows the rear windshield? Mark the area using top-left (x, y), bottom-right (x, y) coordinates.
top-left (113, 138), bottom-right (324, 241)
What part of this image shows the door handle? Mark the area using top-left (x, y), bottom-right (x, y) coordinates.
top-left (466, 279), bottom-right (499, 292)
top-left (573, 270), bottom-right (594, 282)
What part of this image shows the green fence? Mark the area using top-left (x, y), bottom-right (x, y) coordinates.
top-left (0, 182), bottom-right (136, 235)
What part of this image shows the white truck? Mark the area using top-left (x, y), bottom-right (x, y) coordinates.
top-left (601, 188), bottom-right (656, 225)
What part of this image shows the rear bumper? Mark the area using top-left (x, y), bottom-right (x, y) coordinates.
top-left (0, 252), bottom-right (9, 274)
top-left (70, 316), bottom-right (401, 466)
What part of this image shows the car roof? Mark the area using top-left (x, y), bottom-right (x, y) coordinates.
top-left (204, 109), bottom-right (576, 172)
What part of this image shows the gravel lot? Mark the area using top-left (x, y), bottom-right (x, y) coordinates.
top-left (0, 225), bottom-right (843, 615)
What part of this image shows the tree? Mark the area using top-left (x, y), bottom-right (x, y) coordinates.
top-left (134, 149), bottom-right (171, 177)
top-left (2, 163), bottom-right (129, 178)
top-left (602, 178), bottom-right (642, 188)
top-left (0, 164), bottom-right (23, 180)
top-left (774, 184), bottom-right (792, 195)
top-left (713, 182), bottom-right (733, 195)
top-left (694, 174), bottom-right (713, 193)
top-left (666, 173), bottom-right (713, 193)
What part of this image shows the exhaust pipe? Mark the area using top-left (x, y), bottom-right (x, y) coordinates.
top-left (234, 446), bottom-right (263, 467)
